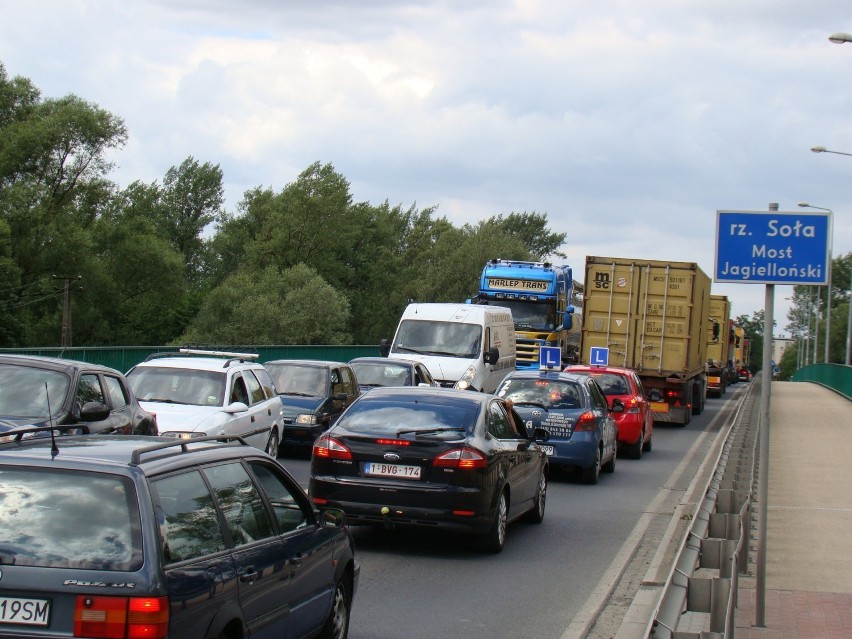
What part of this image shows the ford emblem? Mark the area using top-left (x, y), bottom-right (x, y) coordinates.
top-left (384, 452), bottom-right (401, 461)
top-left (531, 410), bottom-right (542, 418)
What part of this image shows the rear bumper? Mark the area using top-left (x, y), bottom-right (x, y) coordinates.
top-left (545, 435), bottom-right (598, 469)
top-left (281, 423), bottom-right (323, 446)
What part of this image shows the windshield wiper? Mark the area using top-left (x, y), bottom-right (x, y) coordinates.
top-left (396, 427), bottom-right (466, 437)
top-left (394, 346), bottom-right (426, 355)
top-left (512, 401), bottom-right (548, 409)
top-left (145, 397), bottom-right (191, 405)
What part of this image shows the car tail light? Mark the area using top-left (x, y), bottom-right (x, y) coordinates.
top-left (375, 438), bottom-right (410, 446)
top-left (626, 398), bottom-right (640, 413)
top-left (434, 447), bottom-right (487, 469)
top-left (575, 412), bottom-right (597, 431)
top-left (74, 595), bottom-right (169, 639)
top-left (313, 435), bottom-right (352, 460)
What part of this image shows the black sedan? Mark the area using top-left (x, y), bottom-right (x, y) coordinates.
top-left (0, 354), bottom-right (157, 440)
top-left (309, 387), bottom-right (549, 553)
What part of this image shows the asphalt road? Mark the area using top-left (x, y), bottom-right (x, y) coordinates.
top-left (277, 387), bottom-right (745, 639)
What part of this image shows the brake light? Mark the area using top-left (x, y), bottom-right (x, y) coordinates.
top-left (74, 595), bottom-right (169, 639)
top-left (434, 447), bottom-right (487, 469)
top-left (575, 412), bottom-right (597, 431)
top-left (313, 435), bottom-right (352, 460)
top-left (626, 398), bottom-right (640, 413)
top-left (376, 439), bottom-right (411, 446)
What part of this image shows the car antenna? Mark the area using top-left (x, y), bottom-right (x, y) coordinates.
top-left (45, 381), bottom-right (59, 457)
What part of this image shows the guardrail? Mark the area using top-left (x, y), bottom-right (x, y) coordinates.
top-left (643, 374), bottom-right (761, 638)
top-left (791, 363), bottom-right (852, 400)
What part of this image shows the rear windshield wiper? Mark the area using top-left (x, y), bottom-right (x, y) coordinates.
top-left (396, 427), bottom-right (466, 437)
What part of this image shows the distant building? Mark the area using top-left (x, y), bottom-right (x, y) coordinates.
top-left (772, 338), bottom-right (795, 367)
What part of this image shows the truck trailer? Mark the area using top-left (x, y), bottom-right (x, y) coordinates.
top-left (471, 259), bottom-right (581, 369)
top-left (580, 256), bottom-right (712, 425)
top-left (706, 294), bottom-right (734, 397)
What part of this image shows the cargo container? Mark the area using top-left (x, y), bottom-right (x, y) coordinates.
top-left (706, 294), bottom-right (734, 397)
top-left (580, 256), bottom-right (712, 425)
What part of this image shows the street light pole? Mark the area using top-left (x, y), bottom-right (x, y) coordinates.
top-left (828, 32), bottom-right (852, 44)
top-left (798, 203), bottom-right (833, 362)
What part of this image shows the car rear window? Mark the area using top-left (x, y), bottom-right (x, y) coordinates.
top-left (336, 396), bottom-right (479, 436)
top-left (588, 373), bottom-right (630, 396)
top-left (0, 467), bottom-right (143, 571)
top-left (498, 378), bottom-right (582, 409)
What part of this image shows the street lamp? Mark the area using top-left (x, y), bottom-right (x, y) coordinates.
top-left (810, 146), bottom-right (852, 157)
top-left (829, 32), bottom-right (852, 44)
top-left (798, 203), bottom-right (833, 363)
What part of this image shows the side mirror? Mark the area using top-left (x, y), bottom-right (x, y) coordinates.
top-left (319, 508), bottom-right (347, 529)
top-left (484, 346), bottom-right (499, 365)
top-left (379, 339), bottom-right (390, 357)
top-left (533, 427), bottom-right (550, 442)
top-left (333, 392), bottom-right (347, 401)
top-left (648, 389), bottom-right (662, 402)
top-left (562, 305), bottom-right (575, 331)
top-left (79, 401), bottom-right (111, 422)
top-left (610, 399), bottom-right (625, 413)
top-left (223, 401), bottom-right (249, 414)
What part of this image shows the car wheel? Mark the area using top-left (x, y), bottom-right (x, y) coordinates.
top-left (643, 432), bottom-right (653, 452)
top-left (479, 490), bottom-right (508, 553)
top-left (626, 429), bottom-right (643, 460)
top-left (319, 577), bottom-right (351, 639)
top-left (524, 470), bottom-right (547, 524)
top-left (581, 447), bottom-right (601, 484)
top-left (265, 428), bottom-right (280, 458)
top-left (602, 445), bottom-right (616, 473)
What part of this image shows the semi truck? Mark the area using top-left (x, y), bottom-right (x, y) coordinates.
top-left (580, 256), bottom-right (712, 426)
top-left (706, 294), bottom-right (734, 397)
top-left (470, 259), bottom-right (581, 369)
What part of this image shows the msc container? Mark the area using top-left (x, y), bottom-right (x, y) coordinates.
top-left (581, 256), bottom-right (712, 425)
top-left (706, 294), bottom-right (733, 397)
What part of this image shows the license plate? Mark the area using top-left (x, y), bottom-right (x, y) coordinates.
top-left (650, 401), bottom-right (669, 413)
top-left (540, 445), bottom-right (555, 456)
top-left (0, 596), bottom-right (51, 626)
top-left (364, 462), bottom-right (421, 479)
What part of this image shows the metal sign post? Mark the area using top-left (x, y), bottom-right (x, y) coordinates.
top-left (714, 204), bottom-right (830, 628)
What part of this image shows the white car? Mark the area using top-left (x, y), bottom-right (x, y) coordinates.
top-left (126, 349), bottom-right (284, 456)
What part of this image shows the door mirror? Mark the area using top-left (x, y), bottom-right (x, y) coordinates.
top-left (484, 346), bottom-right (499, 365)
top-left (648, 389), bottom-right (662, 402)
top-left (610, 398), bottom-right (625, 413)
top-left (79, 401), bottom-right (110, 422)
top-left (379, 339), bottom-right (390, 357)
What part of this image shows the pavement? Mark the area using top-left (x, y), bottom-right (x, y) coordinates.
top-left (734, 381), bottom-right (852, 639)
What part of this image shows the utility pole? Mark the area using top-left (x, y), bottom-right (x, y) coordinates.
top-left (52, 275), bottom-right (82, 348)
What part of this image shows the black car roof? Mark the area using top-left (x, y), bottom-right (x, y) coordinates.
top-left (0, 434), bottom-right (263, 476)
top-left (352, 386), bottom-right (489, 404)
top-left (0, 353), bottom-right (121, 375)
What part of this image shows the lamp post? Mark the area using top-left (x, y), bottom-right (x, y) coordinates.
top-left (829, 32), bottom-right (852, 44)
top-left (811, 146), bottom-right (852, 158)
top-left (798, 203), bottom-right (833, 363)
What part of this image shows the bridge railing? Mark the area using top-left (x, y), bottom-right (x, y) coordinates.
top-left (791, 363), bottom-right (852, 400)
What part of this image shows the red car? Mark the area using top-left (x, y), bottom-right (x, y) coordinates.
top-left (563, 365), bottom-right (654, 459)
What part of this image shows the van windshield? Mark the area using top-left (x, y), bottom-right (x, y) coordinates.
top-left (393, 320), bottom-right (482, 358)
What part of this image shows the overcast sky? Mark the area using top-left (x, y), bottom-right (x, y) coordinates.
top-left (3, 0), bottom-right (851, 336)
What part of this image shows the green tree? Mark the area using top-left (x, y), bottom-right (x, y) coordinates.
top-left (178, 263), bottom-right (351, 345)
top-left (735, 310), bottom-right (766, 374)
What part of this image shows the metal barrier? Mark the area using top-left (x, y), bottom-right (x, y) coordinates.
top-left (644, 374), bottom-right (762, 638)
top-left (791, 363), bottom-right (852, 400)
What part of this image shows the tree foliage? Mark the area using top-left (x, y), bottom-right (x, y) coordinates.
top-left (0, 62), bottom-right (571, 348)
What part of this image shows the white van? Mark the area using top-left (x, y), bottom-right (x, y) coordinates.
top-left (379, 303), bottom-right (516, 393)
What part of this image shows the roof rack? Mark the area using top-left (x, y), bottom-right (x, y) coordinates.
top-left (141, 348), bottom-right (260, 366)
top-left (0, 423), bottom-right (92, 445)
top-left (130, 434), bottom-right (250, 466)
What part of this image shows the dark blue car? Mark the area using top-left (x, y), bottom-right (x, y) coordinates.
top-left (0, 431), bottom-right (359, 639)
top-left (496, 371), bottom-right (620, 484)
top-left (263, 360), bottom-right (360, 448)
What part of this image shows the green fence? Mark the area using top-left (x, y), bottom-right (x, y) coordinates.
top-left (0, 345), bottom-right (382, 374)
top-left (791, 363), bottom-right (852, 401)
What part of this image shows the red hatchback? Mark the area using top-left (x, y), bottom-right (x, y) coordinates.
top-left (563, 365), bottom-right (654, 459)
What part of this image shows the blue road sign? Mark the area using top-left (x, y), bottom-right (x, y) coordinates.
top-left (715, 210), bottom-right (830, 285)
top-left (540, 346), bottom-right (561, 370)
top-left (590, 347), bottom-right (609, 367)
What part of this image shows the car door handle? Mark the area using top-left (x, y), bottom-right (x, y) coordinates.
top-left (240, 567), bottom-right (259, 583)
top-left (251, 415), bottom-right (255, 422)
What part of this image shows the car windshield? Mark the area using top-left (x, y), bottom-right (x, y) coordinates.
top-left (0, 467), bottom-right (143, 571)
top-left (574, 372), bottom-right (630, 396)
top-left (497, 378), bottom-right (582, 409)
top-left (351, 362), bottom-right (411, 387)
top-left (337, 396), bottom-right (479, 437)
top-left (128, 367), bottom-right (226, 406)
top-left (265, 364), bottom-right (328, 397)
top-left (0, 364), bottom-right (69, 420)
top-left (392, 320), bottom-right (482, 358)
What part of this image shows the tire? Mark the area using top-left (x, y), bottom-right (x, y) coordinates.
top-left (479, 490), bottom-right (508, 553)
top-left (524, 470), bottom-right (547, 524)
top-left (642, 433), bottom-right (653, 452)
top-left (602, 445), bottom-right (616, 474)
top-left (319, 577), bottom-right (352, 639)
top-left (581, 447), bottom-right (601, 484)
top-left (624, 429), bottom-right (643, 460)
top-left (265, 427), bottom-right (280, 458)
